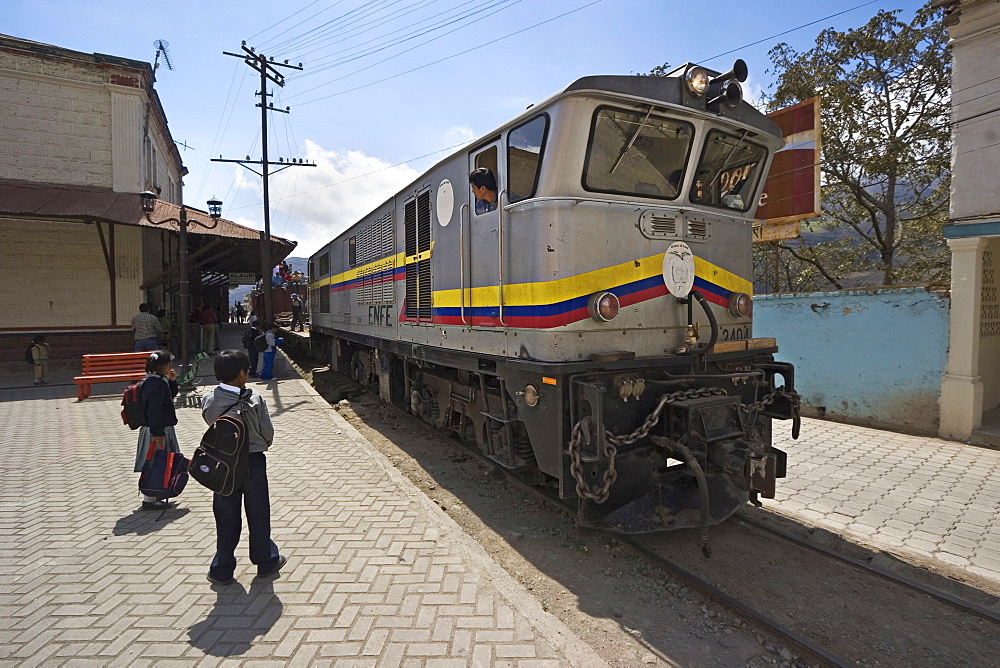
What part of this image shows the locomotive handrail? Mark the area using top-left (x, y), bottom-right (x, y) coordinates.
top-left (459, 202), bottom-right (470, 326)
top-left (498, 188), bottom-right (508, 327)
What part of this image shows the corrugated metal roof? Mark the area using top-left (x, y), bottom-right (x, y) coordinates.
top-left (0, 179), bottom-right (294, 248)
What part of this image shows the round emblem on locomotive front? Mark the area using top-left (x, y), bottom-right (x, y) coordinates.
top-left (662, 241), bottom-right (695, 298)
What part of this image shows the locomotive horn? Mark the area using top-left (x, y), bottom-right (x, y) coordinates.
top-left (707, 79), bottom-right (743, 109)
top-left (711, 58), bottom-right (748, 85)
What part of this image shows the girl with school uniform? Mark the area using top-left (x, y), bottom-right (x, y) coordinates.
top-left (133, 351), bottom-right (181, 510)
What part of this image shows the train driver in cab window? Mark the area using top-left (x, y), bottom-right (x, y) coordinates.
top-left (469, 167), bottom-right (498, 215)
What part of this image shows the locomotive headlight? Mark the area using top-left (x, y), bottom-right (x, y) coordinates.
top-left (728, 292), bottom-right (753, 318)
top-left (684, 66), bottom-right (710, 97)
top-left (589, 291), bottom-right (620, 322)
top-left (520, 384), bottom-right (540, 407)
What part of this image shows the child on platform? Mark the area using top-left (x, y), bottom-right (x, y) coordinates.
top-left (201, 349), bottom-right (285, 585)
top-left (134, 351), bottom-right (180, 510)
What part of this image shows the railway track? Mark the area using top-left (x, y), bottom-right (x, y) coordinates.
top-left (493, 456), bottom-right (999, 667)
top-left (479, 456), bottom-right (853, 666)
top-left (734, 512), bottom-right (1000, 625)
top-left (291, 354), bottom-right (1000, 667)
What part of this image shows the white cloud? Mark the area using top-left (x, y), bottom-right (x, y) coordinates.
top-left (743, 74), bottom-right (769, 110)
top-left (444, 125), bottom-right (476, 145)
top-left (235, 140), bottom-right (419, 257)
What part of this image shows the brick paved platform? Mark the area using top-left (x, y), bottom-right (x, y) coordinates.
top-left (2, 327), bottom-right (999, 664)
top-left (0, 340), bottom-right (606, 665)
top-left (772, 419), bottom-right (1000, 587)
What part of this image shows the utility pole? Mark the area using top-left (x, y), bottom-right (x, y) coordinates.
top-left (214, 41), bottom-right (314, 326)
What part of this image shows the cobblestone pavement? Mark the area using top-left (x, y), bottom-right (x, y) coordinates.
top-left (2, 336), bottom-right (999, 663)
top-left (772, 418), bottom-right (1000, 586)
top-left (0, 354), bottom-right (606, 666)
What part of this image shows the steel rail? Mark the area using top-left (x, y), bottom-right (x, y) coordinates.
top-left (736, 512), bottom-right (1000, 625)
top-left (618, 535), bottom-right (850, 668)
top-left (435, 431), bottom-right (850, 667)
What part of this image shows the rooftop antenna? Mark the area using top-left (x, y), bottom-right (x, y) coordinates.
top-left (153, 40), bottom-right (173, 73)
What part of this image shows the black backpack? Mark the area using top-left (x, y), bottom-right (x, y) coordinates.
top-left (241, 328), bottom-right (256, 350)
top-left (253, 333), bottom-right (270, 353)
top-left (25, 345), bottom-right (35, 365)
top-left (121, 379), bottom-right (146, 429)
top-left (138, 441), bottom-right (189, 500)
top-left (190, 394), bottom-right (249, 496)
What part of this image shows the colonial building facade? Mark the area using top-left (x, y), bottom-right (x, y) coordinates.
top-left (0, 35), bottom-right (292, 368)
top-left (934, 1), bottom-right (1000, 442)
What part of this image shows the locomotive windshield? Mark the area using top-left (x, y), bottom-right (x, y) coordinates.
top-left (690, 129), bottom-right (768, 212)
top-left (583, 106), bottom-right (693, 200)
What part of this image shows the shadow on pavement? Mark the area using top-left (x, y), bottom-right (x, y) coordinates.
top-left (113, 505), bottom-right (191, 535)
top-left (187, 577), bottom-right (283, 657)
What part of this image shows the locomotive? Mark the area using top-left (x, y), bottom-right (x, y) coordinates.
top-left (308, 60), bottom-right (800, 540)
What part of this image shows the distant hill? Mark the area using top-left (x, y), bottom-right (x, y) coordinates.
top-left (227, 256), bottom-right (310, 307)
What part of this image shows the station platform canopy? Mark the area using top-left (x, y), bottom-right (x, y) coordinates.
top-left (0, 178), bottom-right (296, 295)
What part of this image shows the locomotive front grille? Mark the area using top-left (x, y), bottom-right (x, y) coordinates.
top-left (687, 218), bottom-right (709, 238)
top-left (650, 215), bottom-right (676, 235)
top-left (639, 210), bottom-right (681, 239)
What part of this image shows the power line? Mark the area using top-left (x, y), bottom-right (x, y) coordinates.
top-left (698, 0), bottom-right (882, 65)
top-left (263, 0), bottom-right (393, 54)
top-left (293, 0), bottom-right (604, 106)
top-left (281, 0), bottom-right (431, 59)
top-left (284, 0), bottom-right (446, 64)
top-left (290, 0), bottom-right (503, 75)
top-left (226, 140), bottom-right (471, 212)
top-left (290, 0), bottom-right (523, 86)
top-left (248, 0), bottom-right (326, 43)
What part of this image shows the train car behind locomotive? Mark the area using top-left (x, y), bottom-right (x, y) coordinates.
top-left (309, 60), bottom-right (801, 542)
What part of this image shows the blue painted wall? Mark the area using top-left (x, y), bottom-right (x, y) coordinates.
top-left (753, 288), bottom-right (950, 435)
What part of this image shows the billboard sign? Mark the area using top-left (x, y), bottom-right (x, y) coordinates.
top-left (755, 97), bottom-right (821, 242)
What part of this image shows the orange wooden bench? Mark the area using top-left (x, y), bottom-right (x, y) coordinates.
top-left (74, 351), bottom-right (150, 401)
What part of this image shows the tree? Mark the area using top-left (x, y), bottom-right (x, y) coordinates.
top-left (760, 2), bottom-right (951, 292)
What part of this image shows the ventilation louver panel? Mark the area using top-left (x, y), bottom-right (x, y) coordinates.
top-left (404, 190), bottom-right (433, 320)
top-left (319, 286), bottom-right (330, 313)
top-left (687, 218), bottom-right (709, 238)
top-left (638, 210), bottom-right (681, 239)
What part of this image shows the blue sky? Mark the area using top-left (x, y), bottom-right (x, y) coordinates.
top-left (7, 0), bottom-right (929, 256)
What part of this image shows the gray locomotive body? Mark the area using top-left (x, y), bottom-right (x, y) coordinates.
top-left (309, 63), bottom-right (800, 534)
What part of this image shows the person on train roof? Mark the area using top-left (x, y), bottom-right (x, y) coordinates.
top-left (469, 167), bottom-right (498, 215)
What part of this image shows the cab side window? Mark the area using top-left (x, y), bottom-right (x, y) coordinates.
top-left (472, 146), bottom-right (499, 216)
top-left (507, 115), bottom-right (548, 203)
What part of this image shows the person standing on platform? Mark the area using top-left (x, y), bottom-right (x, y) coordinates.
top-left (202, 350), bottom-right (285, 585)
top-left (245, 319), bottom-right (261, 377)
top-left (258, 323), bottom-right (281, 381)
top-left (30, 335), bottom-right (50, 385)
top-left (200, 303), bottom-right (219, 353)
top-left (131, 303), bottom-right (162, 352)
top-left (134, 351), bottom-right (180, 510)
top-left (290, 293), bottom-right (304, 332)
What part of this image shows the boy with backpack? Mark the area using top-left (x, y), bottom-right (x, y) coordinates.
top-left (201, 349), bottom-right (285, 585)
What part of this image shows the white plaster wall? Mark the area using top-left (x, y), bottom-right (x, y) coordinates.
top-left (0, 48), bottom-right (182, 198)
top-left (0, 219), bottom-right (142, 328)
top-left (111, 91), bottom-right (142, 194)
top-left (0, 70), bottom-right (113, 188)
top-left (949, 2), bottom-right (1000, 222)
